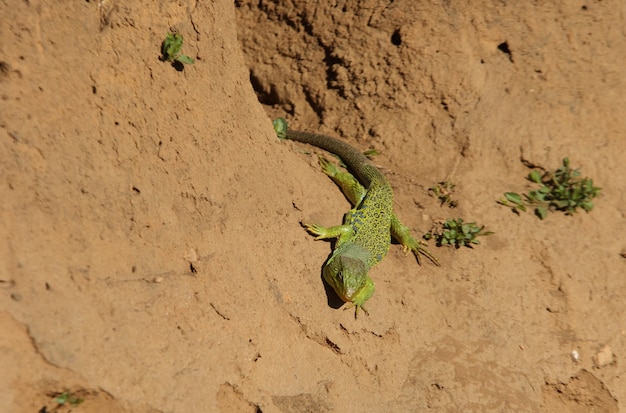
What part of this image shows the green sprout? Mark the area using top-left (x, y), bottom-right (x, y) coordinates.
top-left (363, 148), bottom-right (379, 158)
top-left (53, 391), bottom-right (84, 406)
top-left (429, 179), bottom-right (458, 208)
top-left (161, 33), bottom-right (194, 65)
top-left (424, 218), bottom-right (493, 248)
top-left (498, 157), bottom-right (601, 219)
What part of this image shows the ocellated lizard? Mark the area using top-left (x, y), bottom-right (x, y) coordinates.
top-left (273, 118), bottom-right (438, 317)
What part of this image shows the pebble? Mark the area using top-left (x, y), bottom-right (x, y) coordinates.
top-left (594, 345), bottom-right (614, 367)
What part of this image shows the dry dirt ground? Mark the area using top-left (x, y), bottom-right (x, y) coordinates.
top-left (1, 1), bottom-right (625, 412)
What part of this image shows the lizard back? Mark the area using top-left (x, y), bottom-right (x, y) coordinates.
top-left (286, 130), bottom-right (393, 267)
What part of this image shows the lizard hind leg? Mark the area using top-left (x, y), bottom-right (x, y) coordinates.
top-left (390, 215), bottom-right (440, 266)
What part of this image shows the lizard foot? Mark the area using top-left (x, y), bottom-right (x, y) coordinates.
top-left (344, 302), bottom-right (369, 318)
top-left (301, 222), bottom-right (352, 241)
top-left (402, 241), bottom-right (440, 267)
top-left (318, 156), bottom-right (342, 178)
top-left (301, 222), bottom-right (329, 240)
top-left (392, 216), bottom-right (440, 267)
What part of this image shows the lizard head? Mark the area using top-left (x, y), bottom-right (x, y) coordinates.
top-left (323, 255), bottom-right (375, 318)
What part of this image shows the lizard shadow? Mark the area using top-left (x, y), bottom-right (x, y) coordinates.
top-left (321, 274), bottom-right (345, 310)
top-left (299, 221), bottom-right (345, 310)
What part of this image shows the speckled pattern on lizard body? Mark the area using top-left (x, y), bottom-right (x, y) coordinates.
top-left (273, 118), bottom-right (439, 317)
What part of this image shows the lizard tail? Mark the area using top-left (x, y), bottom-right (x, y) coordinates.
top-left (273, 118), bottom-right (384, 187)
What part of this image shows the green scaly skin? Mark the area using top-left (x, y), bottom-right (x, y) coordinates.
top-left (273, 118), bottom-right (439, 317)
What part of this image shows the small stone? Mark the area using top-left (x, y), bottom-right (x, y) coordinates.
top-left (184, 248), bottom-right (198, 262)
top-left (594, 345), bottom-right (614, 367)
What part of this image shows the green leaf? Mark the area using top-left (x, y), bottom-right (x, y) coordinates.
top-left (176, 54), bottom-right (195, 64)
top-left (530, 191), bottom-right (545, 202)
top-left (581, 200), bottom-right (594, 212)
top-left (529, 170), bottom-right (542, 183)
top-left (461, 224), bottom-right (471, 236)
top-left (55, 393), bottom-right (69, 405)
top-left (504, 192), bottom-right (523, 204)
top-left (535, 207), bottom-right (547, 220)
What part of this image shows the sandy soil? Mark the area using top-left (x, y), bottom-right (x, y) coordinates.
top-left (1, 1), bottom-right (625, 412)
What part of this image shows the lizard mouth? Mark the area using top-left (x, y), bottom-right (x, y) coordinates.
top-left (336, 277), bottom-right (374, 308)
top-left (342, 287), bottom-right (357, 302)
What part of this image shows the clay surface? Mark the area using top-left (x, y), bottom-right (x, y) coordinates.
top-left (1, 1), bottom-right (625, 411)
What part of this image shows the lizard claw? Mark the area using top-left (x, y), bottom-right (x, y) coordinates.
top-left (301, 221), bottom-right (351, 241)
top-left (301, 222), bottom-right (333, 240)
top-left (414, 244), bottom-right (440, 266)
top-left (301, 222), bottom-right (322, 239)
top-left (344, 302), bottom-right (369, 318)
top-left (403, 240), bottom-right (440, 266)
top-left (318, 156), bottom-right (342, 178)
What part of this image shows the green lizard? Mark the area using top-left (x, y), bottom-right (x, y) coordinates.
top-left (273, 118), bottom-right (438, 317)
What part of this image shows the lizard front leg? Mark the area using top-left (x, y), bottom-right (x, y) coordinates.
top-left (318, 156), bottom-right (367, 207)
top-left (301, 222), bottom-right (354, 244)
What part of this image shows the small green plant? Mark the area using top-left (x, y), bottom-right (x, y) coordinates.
top-left (429, 179), bottom-right (458, 208)
top-left (363, 148), bottom-right (379, 158)
top-left (498, 157), bottom-right (600, 219)
top-left (424, 218), bottom-right (493, 248)
top-left (161, 32), bottom-right (194, 65)
top-left (52, 391), bottom-right (84, 406)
